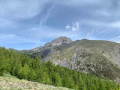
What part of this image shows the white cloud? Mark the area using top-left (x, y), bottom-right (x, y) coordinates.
top-left (72, 22), bottom-right (80, 31)
top-left (66, 24), bottom-right (71, 29)
top-left (65, 22), bottom-right (80, 31)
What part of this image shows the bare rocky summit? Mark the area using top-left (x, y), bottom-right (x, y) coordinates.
top-left (44, 36), bottom-right (72, 47)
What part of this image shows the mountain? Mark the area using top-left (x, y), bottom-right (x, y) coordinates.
top-left (44, 36), bottom-right (72, 47)
top-left (21, 37), bottom-right (120, 80)
top-left (1, 47), bottom-right (119, 90)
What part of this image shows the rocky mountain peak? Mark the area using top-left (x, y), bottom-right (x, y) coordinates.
top-left (53, 36), bottom-right (72, 43)
top-left (45, 36), bottom-right (72, 47)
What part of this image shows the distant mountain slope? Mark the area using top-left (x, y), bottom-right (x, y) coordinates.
top-left (21, 37), bottom-right (120, 80)
top-left (0, 74), bottom-right (72, 90)
top-left (44, 36), bottom-right (72, 47)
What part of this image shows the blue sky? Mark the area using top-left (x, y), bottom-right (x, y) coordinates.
top-left (0, 0), bottom-right (120, 50)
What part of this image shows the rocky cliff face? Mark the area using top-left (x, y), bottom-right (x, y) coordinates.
top-left (21, 37), bottom-right (120, 80)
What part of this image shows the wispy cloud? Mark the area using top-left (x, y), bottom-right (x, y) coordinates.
top-left (0, 0), bottom-right (49, 19)
top-left (40, 4), bottom-right (56, 26)
top-left (0, 0), bottom-right (120, 49)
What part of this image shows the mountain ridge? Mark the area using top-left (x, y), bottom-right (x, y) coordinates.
top-left (21, 37), bottom-right (120, 80)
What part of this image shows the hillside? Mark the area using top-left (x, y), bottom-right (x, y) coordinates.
top-left (0, 74), bottom-right (72, 90)
top-left (0, 47), bottom-right (119, 90)
top-left (21, 37), bottom-right (120, 80)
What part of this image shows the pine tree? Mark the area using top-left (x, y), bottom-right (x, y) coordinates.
top-left (98, 81), bottom-right (106, 90)
top-left (18, 63), bottom-right (30, 79)
top-left (54, 73), bottom-right (62, 86)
